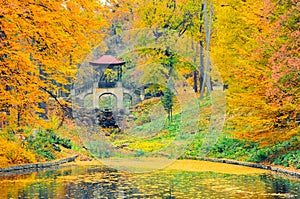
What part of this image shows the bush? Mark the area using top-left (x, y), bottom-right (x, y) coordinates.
top-left (207, 135), bottom-right (300, 168)
top-left (248, 148), bottom-right (272, 163)
top-left (273, 150), bottom-right (300, 169)
top-left (208, 137), bottom-right (257, 160)
top-left (0, 137), bottom-right (36, 167)
top-left (26, 129), bottom-right (73, 161)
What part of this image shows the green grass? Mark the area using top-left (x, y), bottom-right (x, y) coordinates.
top-left (196, 135), bottom-right (300, 168)
top-left (109, 95), bottom-right (299, 169)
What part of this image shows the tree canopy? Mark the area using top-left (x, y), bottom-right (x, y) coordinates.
top-left (1, 0), bottom-right (107, 129)
top-left (1, 0), bottom-right (299, 144)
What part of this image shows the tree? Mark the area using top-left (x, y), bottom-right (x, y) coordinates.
top-left (0, 0), bottom-right (108, 130)
top-left (211, 0), bottom-right (272, 138)
top-left (108, 0), bottom-right (204, 88)
top-left (200, 0), bottom-right (213, 98)
top-left (262, 0), bottom-right (300, 131)
top-left (211, 0), bottom-right (299, 143)
top-left (161, 87), bottom-right (174, 121)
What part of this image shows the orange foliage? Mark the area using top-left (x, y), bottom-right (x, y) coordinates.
top-left (0, 0), bottom-right (108, 130)
top-left (211, 0), bottom-right (299, 143)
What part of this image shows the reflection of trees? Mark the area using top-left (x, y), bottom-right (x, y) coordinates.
top-left (64, 169), bottom-right (134, 198)
top-left (1, 166), bottom-right (299, 198)
top-left (259, 174), bottom-right (297, 195)
top-left (0, 171), bottom-right (61, 198)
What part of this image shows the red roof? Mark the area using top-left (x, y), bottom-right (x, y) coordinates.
top-left (90, 55), bottom-right (125, 65)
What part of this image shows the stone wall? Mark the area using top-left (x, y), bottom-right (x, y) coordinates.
top-left (0, 155), bottom-right (78, 174)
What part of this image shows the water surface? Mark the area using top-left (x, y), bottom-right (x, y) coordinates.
top-left (0, 160), bottom-right (299, 199)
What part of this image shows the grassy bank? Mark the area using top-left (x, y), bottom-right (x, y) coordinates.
top-left (0, 97), bottom-right (299, 171)
top-left (0, 127), bottom-right (87, 168)
top-left (107, 97), bottom-right (300, 171)
top-left (185, 134), bottom-right (300, 170)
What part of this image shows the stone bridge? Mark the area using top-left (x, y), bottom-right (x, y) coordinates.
top-left (72, 81), bottom-right (140, 114)
top-left (71, 55), bottom-right (143, 127)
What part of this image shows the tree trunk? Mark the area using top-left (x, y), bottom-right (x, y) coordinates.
top-left (193, 71), bottom-right (198, 92)
top-left (207, 1), bottom-right (213, 92)
top-left (199, 40), bottom-right (204, 94)
top-left (192, 40), bottom-right (198, 92)
top-left (199, 4), bottom-right (205, 98)
top-left (201, 0), bottom-right (213, 98)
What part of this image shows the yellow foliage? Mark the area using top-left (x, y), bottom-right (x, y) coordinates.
top-left (129, 141), bottom-right (166, 152)
top-left (0, 137), bottom-right (36, 168)
top-left (210, 0), bottom-right (300, 143)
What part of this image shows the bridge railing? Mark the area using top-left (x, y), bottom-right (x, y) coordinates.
top-left (74, 82), bottom-right (94, 95)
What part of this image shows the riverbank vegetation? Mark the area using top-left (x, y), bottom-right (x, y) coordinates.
top-left (0, 0), bottom-right (299, 170)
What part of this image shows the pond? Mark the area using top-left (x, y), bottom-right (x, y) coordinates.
top-left (0, 160), bottom-right (299, 199)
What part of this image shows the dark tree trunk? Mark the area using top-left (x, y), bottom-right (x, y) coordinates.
top-left (193, 71), bottom-right (198, 92)
top-left (199, 4), bottom-right (205, 97)
top-left (199, 40), bottom-right (204, 94)
top-left (192, 40), bottom-right (198, 92)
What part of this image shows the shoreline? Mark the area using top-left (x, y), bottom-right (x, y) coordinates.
top-left (0, 155), bottom-right (79, 175)
top-left (0, 155), bottom-right (299, 178)
top-left (185, 156), bottom-right (300, 178)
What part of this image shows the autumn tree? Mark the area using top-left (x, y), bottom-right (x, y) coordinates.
top-left (211, 0), bottom-right (299, 143)
top-left (107, 0), bottom-right (206, 87)
top-left (211, 0), bottom-right (272, 138)
top-left (0, 0), bottom-right (108, 130)
top-left (262, 0), bottom-right (300, 131)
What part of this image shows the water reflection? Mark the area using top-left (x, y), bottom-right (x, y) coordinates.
top-left (0, 163), bottom-right (299, 199)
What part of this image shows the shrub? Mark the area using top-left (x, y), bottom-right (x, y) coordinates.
top-left (26, 129), bottom-right (73, 161)
top-left (0, 137), bottom-right (36, 167)
top-left (248, 148), bottom-right (272, 163)
top-left (273, 150), bottom-right (300, 169)
top-left (208, 137), bottom-right (257, 160)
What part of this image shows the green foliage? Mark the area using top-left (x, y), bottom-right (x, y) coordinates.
top-left (205, 135), bottom-right (300, 168)
top-left (208, 137), bottom-right (258, 160)
top-left (161, 88), bottom-right (174, 121)
top-left (114, 110), bottom-right (181, 153)
top-left (248, 148), bottom-right (273, 163)
top-left (148, 113), bottom-right (181, 142)
top-left (26, 129), bottom-right (72, 161)
top-left (273, 150), bottom-right (300, 169)
top-left (184, 133), bottom-right (205, 157)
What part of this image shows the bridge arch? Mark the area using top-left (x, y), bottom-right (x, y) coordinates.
top-left (93, 89), bottom-right (123, 113)
top-left (98, 92), bottom-right (118, 100)
top-left (98, 93), bottom-right (118, 111)
top-left (97, 92), bottom-right (120, 111)
top-left (83, 91), bottom-right (93, 100)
